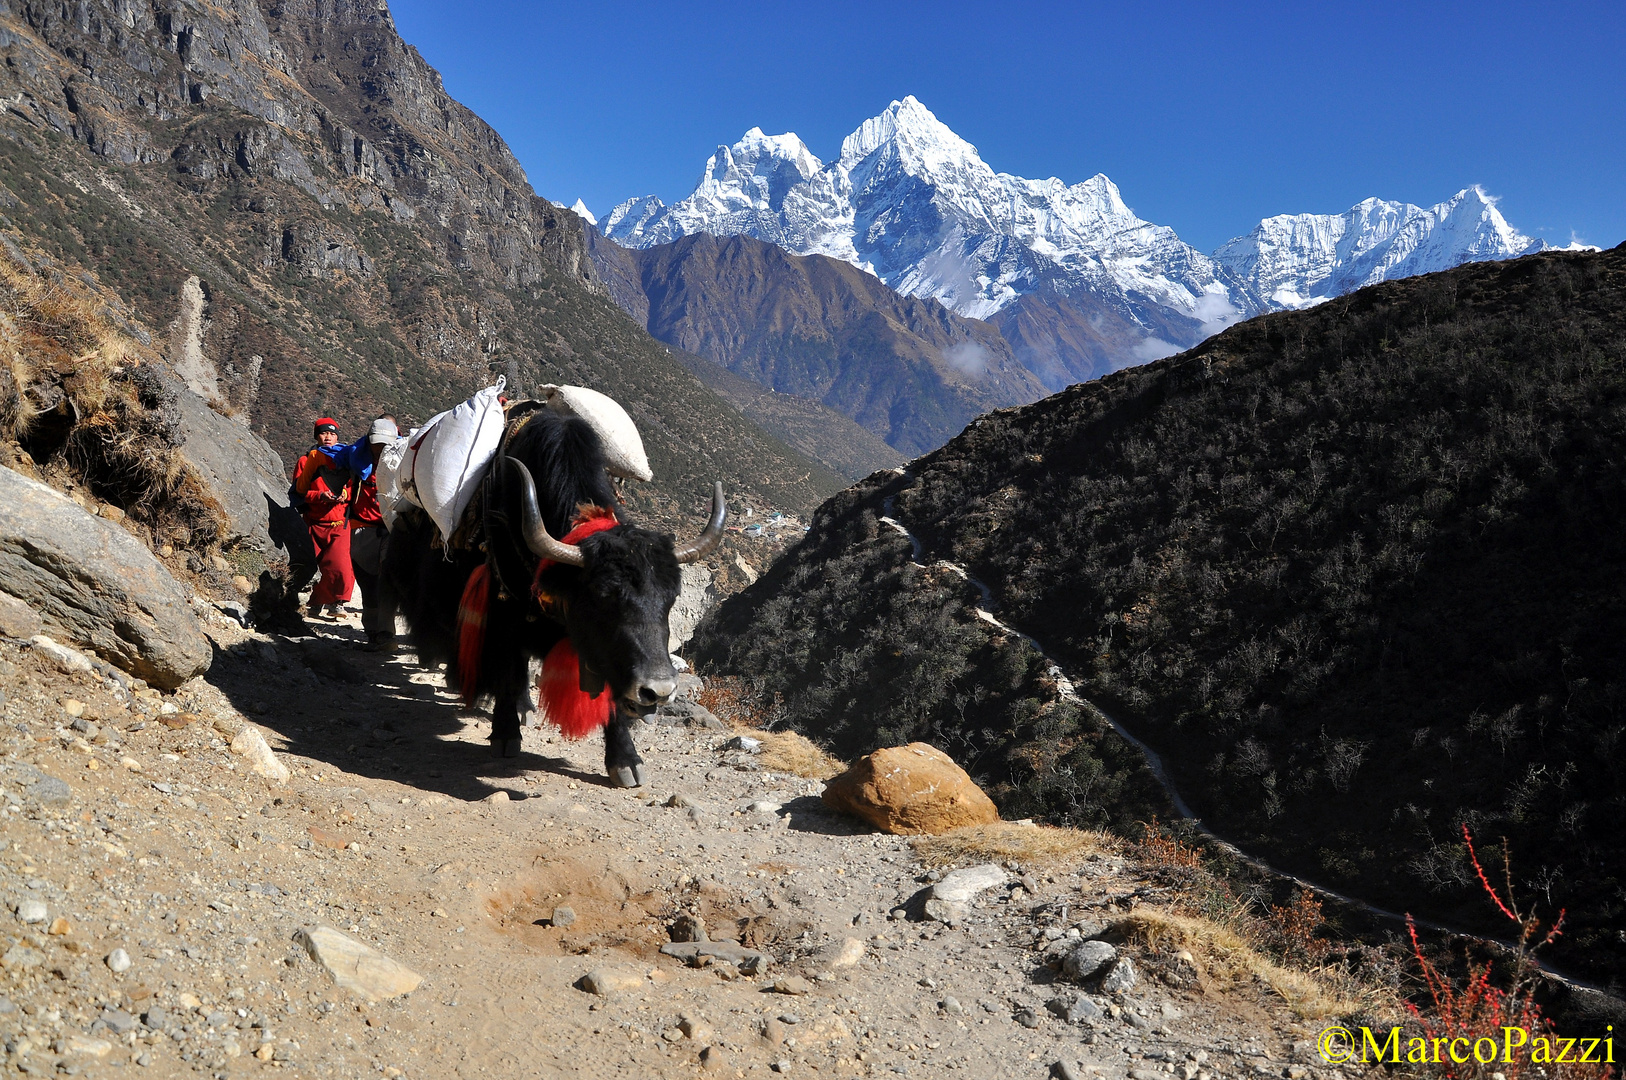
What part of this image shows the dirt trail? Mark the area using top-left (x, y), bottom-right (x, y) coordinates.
top-left (0, 600), bottom-right (1334, 1079)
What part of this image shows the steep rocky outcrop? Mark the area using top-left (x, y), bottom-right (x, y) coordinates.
top-left (0, 464), bottom-right (210, 688)
top-left (0, 229), bottom-right (304, 560)
top-left (0, 0), bottom-right (841, 518)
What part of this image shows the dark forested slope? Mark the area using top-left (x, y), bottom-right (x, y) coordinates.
top-left (694, 244), bottom-right (1626, 986)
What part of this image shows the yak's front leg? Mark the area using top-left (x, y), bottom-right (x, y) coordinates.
top-left (604, 706), bottom-right (648, 788)
top-left (488, 649), bottom-right (528, 759)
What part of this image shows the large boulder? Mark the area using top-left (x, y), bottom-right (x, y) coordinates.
top-left (668, 563), bottom-right (716, 652)
top-left (821, 742), bottom-right (1000, 835)
top-left (0, 465), bottom-right (210, 688)
top-left (154, 365), bottom-right (306, 559)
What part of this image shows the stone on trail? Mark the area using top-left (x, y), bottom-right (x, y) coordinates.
top-left (578, 967), bottom-right (644, 995)
top-left (930, 864), bottom-right (1008, 903)
top-left (100, 1009), bottom-right (138, 1035)
top-left (0, 944), bottom-right (44, 969)
top-left (0, 590), bottom-right (41, 639)
top-left (1062, 940), bottom-right (1118, 981)
top-left (229, 725), bottom-right (291, 782)
top-left (294, 926), bottom-right (423, 1002)
top-left (1100, 956), bottom-right (1138, 993)
top-left (820, 742), bottom-right (999, 835)
top-left (660, 940), bottom-right (769, 972)
top-left (1047, 994), bottom-right (1102, 1024)
top-left (64, 1034), bottom-right (113, 1059)
top-left (29, 635), bottom-right (93, 675)
top-left (106, 948), bottom-right (132, 973)
top-left (0, 466), bottom-right (210, 688)
top-left (549, 906), bottom-right (576, 928)
top-left (806, 936), bottom-right (866, 971)
top-left (668, 913), bottom-right (706, 942)
top-left (16, 900), bottom-right (46, 924)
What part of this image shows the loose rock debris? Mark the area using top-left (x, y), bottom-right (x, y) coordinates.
top-left (0, 606), bottom-right (1338, 1078)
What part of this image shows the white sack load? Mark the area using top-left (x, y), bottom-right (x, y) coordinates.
top-left (539, 384), bottom-right (653, 482)
top-left (405, 376), bottom-right (507, 540)
top-left (374, 434), bottom-right (412, 530)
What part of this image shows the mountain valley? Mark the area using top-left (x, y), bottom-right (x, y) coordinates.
top-left (588, 229), bottom-right (1047, 456)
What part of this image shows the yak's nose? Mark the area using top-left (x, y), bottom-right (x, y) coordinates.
top-left (635, 676), bottom-right (677, 706)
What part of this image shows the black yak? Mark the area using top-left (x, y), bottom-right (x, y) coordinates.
top-left (384, 407), bottom-right (724, 786)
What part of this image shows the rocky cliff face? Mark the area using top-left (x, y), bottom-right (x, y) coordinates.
top-left (0, 0), bottom-right (590, 288)
top-left (0, 0), bottom-right (840, 517)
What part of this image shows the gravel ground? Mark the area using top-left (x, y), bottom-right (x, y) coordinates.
top-left (0, 601), bottom-right (1338, 1079)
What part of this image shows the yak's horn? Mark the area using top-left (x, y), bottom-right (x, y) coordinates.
top-left (508, 457), bottom-right (585, 568)
top-left (675, 482), bottom-right (727, 564)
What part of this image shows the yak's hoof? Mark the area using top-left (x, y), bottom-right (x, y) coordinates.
top-left (632, 763), bottom-right (649, 787)
top-left (492, 738), bottom-right (522, 759)
top-left (611, 766), bottom-right (641, 788)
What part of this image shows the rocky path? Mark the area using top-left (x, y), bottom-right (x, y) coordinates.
top-left (0, 602), bottom-right (1332, 1079)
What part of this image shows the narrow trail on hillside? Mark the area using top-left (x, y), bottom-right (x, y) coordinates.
top-left (877, 485), bottom-right (1603, 993)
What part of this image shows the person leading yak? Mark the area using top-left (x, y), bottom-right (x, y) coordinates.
top-left (293, 417), bottom-right (356, 619)
top-left (299, 415), bottom-right (400, 646)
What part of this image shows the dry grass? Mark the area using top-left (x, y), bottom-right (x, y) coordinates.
top-left (1116, 909), bottom-right (1377, 1020)
top-left (755, 729), bottom-right (845, 780)
top-left (688, 676), bottom-right (846, 779)
top-left (0, 236), bottom-right (227, 548)
top-left (910, 821), bottom-right (1118, 870)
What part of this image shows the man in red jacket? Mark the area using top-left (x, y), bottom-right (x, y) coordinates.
top-left (293, 418), bottom-right (354, 619)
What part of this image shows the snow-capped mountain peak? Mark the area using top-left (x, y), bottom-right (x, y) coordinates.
top-left (1212, 185), bottom-right (1546, 309)
top-left (732, 127), bottom-right (823, 179)
top-left (838, 94), bottom-right (977, 167)
top-left (602, 98), bottom-right (1550, 386)
top-left (568, 198), bottom-right (597, 226)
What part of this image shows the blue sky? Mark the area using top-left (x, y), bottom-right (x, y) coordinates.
top-left (389, 0), bottom-right (1624, 252)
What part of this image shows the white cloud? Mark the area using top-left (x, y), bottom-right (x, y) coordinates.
top-left (1131, 336), bottom-right (1181, 362)
top-left (1192, 291), bottom-right (1242, 339)
top-left (942, 340), bottom-right (991, 377)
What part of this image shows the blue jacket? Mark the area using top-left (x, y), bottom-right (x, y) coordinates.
top-left (317, 436), bottom-right (375, 482)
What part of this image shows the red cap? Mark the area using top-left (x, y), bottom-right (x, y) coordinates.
top-left (314, 418), bottom-right (339, 435)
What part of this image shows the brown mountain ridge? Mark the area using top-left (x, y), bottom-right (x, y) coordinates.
top-left (589, 229), bottom-right (1050, 457)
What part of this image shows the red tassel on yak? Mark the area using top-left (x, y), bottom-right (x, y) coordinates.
top-left (532, 505), bottom-right (622, 739)
top-left (539, 638), bottom-right (613, 739)
top-left (455, 563), bottom-right (491, 707)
